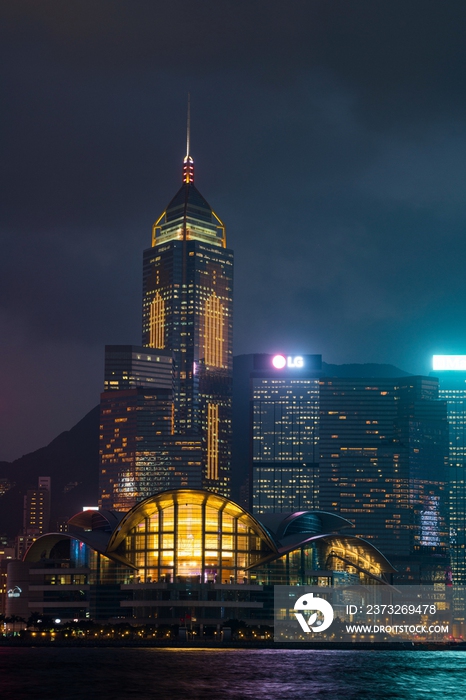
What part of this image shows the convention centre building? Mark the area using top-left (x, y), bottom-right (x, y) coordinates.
top-left (7, 489), bottom-right (395, 627)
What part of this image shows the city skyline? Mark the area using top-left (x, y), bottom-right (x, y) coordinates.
top-left (3, 1), bottom-right (466, 461)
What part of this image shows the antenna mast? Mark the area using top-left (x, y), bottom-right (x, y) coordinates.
top-left (186, 92), bottom-right (191, 158)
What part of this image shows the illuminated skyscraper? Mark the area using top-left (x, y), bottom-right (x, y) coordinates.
top-left (23, 477), bottom-right (51, 536)
top-left (234, 353), bottom-right (321, 514)
top-left (16, 477), bottom-right (52, 560)
top-left (432, 355), bottom-right (466, 593)
top-left (319, 375), bottom-right (449, 584)
top-left (141, 121), bottom-right (233, 496)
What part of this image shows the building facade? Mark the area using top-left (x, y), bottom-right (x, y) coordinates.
top-left (99, 346), bottom-right (204, 510)
top-left (23, 477), bottom-right (51, 537)
top-left (319, 375), bottom-right (450, 583)
top-left (103, 345), bottom-right (173, 392)
top-left (248, 354), bottom-right (321, 514)
top-left (99, 387), bottom-right (204, 510)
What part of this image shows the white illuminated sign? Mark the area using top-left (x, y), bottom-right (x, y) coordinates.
top-left (433, 355), bottom-right (466, 371)
top-left (272, 355), bottom-right (286, 369)
top-left (272, 355), bottom-right (304, 369)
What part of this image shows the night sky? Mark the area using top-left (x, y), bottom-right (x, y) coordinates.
top-left (2, 1), bottom-right (466, 461)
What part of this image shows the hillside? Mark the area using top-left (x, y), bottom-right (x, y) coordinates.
top-left (0, 405), bottom-right (100, 538)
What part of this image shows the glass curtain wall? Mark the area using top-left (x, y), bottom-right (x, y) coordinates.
top-left (123, 497), bottom-right (273, 584)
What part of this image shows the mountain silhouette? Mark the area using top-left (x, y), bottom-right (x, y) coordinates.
top-left (0, 405), bottom-right (99, 538)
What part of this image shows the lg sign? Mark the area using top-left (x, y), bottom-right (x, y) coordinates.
top-left (272, 355), bottom-right (304, 369)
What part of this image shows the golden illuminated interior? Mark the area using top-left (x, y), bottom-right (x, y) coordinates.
top-left (204, 292), bottom-right (224, 367)
top-left (207, 403), bottom-right (219, 480)
top-left (250, 534), bottom-right (391, 587)
top-left (324, 538), bottom-right (383, 579)
top-left (110, 490), bottom-right (276, 584)
top-left (149, 292), bottom-right (165, 349)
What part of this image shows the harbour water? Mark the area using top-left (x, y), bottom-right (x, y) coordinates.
top-left (2, 647), bottom-right (466, 699)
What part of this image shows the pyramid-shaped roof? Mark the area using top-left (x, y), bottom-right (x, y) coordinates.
top-left (165, 182), bottom-right (215, 225)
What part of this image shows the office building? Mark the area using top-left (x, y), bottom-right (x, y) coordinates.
top-left (23, 477), bottom-right (51, 537)
top-left (103, 345), bottom-right (173, 391)
top-left (319, 375), bottom-right (449, 583)
top-left (432, 355), bottom-right (466, 587)
top-left (141, 136), bottom-right (233, 496)
top-left (13, 477), bottom-right (52, 560)
top-left (100, 387), bottom-right (178, 510)
top-left (233, 354), bottom-right (321, 514)
top-left (99, 346), bottom-right (203, 509)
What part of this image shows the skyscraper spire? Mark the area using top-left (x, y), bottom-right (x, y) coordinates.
top-left (183, 93), bottom-right (194, 184)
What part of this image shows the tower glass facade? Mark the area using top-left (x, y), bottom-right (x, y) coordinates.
top-left (99, 347), bottom-right (203, 510)
top-left (249, 354), bottom-right (321, 514)
top-left (99, 387), bottom-right (189, 511)
top-left (99, 145), bottom-right (232, 509)
top-left (23, 478), bottom-right (51, 536)
top-left (319, 376), bottom-right (449, 583)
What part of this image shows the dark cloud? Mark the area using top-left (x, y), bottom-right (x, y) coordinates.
top-left (2, 1), bottom-right (466, 459)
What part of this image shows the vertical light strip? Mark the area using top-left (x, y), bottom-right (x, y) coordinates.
top-left (150, 292), bottom-right (165, 348)
top-left (204, 292), bottom-right (223, 367)
top-left (207, 403), bottom-right (219, 480)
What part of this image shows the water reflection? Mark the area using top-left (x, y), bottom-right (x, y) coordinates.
top-left (1, 648), bottom-right (466, 699)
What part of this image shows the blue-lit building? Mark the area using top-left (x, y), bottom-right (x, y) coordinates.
top-left (431, 355), bottom-right (466, 634)
top-left (432, 355), bottom-right (466, 589)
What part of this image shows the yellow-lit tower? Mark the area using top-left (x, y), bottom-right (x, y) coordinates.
top-left (142, 103), bottom-right (233, 496)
